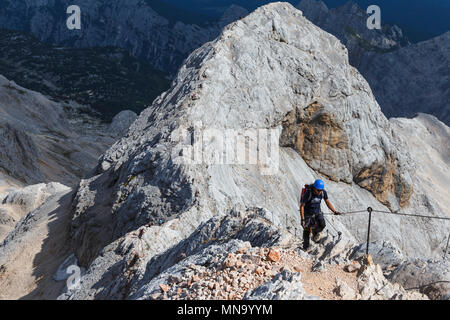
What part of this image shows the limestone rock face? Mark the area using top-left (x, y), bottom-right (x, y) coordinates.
top-left (280, 102), bottom-right (353, 183)
top-left (350, 241), bottom-right (405, 269)
top-left (0, 182), bottom-right (70, 241)
top-left (0, 2), bottom-right (438, 301)
top-left (357, 264), bottom-right (428, 300)
top-left (0, 122), bottom-right (44, 184)
top-left (389, 114), bottom-right (450, 214)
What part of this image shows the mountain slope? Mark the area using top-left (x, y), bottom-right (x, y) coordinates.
top-left (0, 74), bottom-right (115, 186)
top-left (0, 29), bottom-right (170, 120)
top-left (0, 74), bottom-right (119, 242)
top-left (390, 114), bottom-right (450, 215)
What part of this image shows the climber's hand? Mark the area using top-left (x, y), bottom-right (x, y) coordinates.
top-left (301, 220), bottom-right (306, 229)
top-left (334, 211), bottom-right (343, 216)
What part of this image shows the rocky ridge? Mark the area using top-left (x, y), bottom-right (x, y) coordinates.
top-left (58, 208), bottom-right (430, 300)
top-left (2, 0), bottom-right (447, 125)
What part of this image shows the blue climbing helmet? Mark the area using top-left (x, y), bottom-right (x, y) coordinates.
top-left (313, 179), bottom-right (325, 190)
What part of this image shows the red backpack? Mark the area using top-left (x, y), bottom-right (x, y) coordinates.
top-left (300, 184), bottom-right (313, 204)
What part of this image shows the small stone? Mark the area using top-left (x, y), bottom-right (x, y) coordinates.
top-left (294, 266), bottom-right (303, 273)
top-left (267, 250), bottom-right (280, 263)
top-left (192, 275), bottom-right (200, 282)
top-left (151, 293), bottom-right (161, 300)
top-left (256, 267), bottom-right (264, 275)
top-left (334, 280), bottom-right (356, 300)
top-left (224, 253), bottom-right (237, 268)
top-left (312, 261), bottom-right (326, 272)
top-left (345, 264), bottom-right (360, 273)
top-left (237, 248), bottom-right (247, 254)
top-left (160, 284), bottom-right (170, 292)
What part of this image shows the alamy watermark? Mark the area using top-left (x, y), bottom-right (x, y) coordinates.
top-left (66, 5), bottom-right (81, 30)
top-left (66, 265), bottom-right (81, 290)
top-left (171, 121), bottom-right (280, 175)
top-left (367, 5), bottom-right (381, 30)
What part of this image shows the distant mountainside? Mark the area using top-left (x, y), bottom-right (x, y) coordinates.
top-left (0, 29), bottom-right (170, 120)
top-left (164, 0), bottom-right (450, 42)
top-left (297, 0), bottom-right (410, 67)
top-left (0, 74), bottom-right (115, 186)
top-left (0, 0), bottom-right (224, 74)
top-left (359, 32), bottom-right (450, 124)
top-left (295, 0), bottom-right (450, 125)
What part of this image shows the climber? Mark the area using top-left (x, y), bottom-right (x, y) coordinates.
top-left (300, 179), bottom-right (342, 251)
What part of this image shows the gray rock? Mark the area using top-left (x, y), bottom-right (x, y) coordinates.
top-left (2, 2), bottom-right (448, 301)
top-left (244, 270), bottom-right (320, 300)
top-left (53, 254), bottom-right (86, 283)
top-left (68, 2), bottom-right (440, 274)
top-left (334, 279), bottom-right (356, 300)
top-left (311, 260), bottom-right (326, 272)
top-left (297, 0), bottom-right (409, 67)
top-left (0, 182), bottom-right (71, 241)
top-left (350, 240), bottom-right (405, 269)
top-left (388, 258), bottom-right (450, 300)
top-left (357, 264), bottom-right (428, 300)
